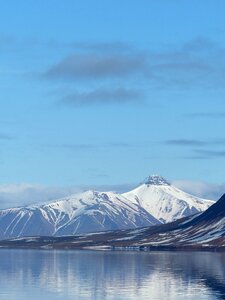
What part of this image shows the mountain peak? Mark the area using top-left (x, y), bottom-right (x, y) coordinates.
top-left (142, 175), bottom-right (170, 186)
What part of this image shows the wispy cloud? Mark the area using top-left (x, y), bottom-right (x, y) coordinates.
top-left (44, 53), bottom-right (147, 80)
top-left (0, 35), bottom-right (18, 51)
top-left (0, 35), bottom-right (133, 53)
top-left (69, 41), bottom-right (134, 53)
top-left (147, 37), bottom-right (225, 89)
top-left (0, 133), bottom-right (14, 140)
top-left (165, 138), bottom-right (225, 147)
top-left (164, 139), bottom-right (207, 146)
top-left (60, 144), bottom-right (97, 150)
top-left (173, 179), bottom-right (225, 200)
top-left (177, 155), bottom-right (209, 160)
top-left (55, 141), bottom-right (149, 151)
top-left (60, 87), bottom-right (144, 106)
top-left (194, 149), bottom-right (225, 158)
top-left (176, 149), bottom-right (225, 160)
top-left (0, 183), bottom-right (81, 209)
top-left (186, 112), bottom-right (225, 118)
top-left (164, 138), bottom-right (225, 160)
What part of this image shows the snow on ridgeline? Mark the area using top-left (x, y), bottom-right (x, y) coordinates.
top-left (123, 175), bottom-right (213, 223)
top-left (0, 175), bottom-right (215, 239)
top-left (0, 190), bottom-right (160, 240)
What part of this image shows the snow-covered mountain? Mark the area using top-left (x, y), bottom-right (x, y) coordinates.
top-left (123, 175), bottom-right (214, 223)
top-left (91, 193), bottom-right (225, 251)
top-left (0, 190), bottom-right (159, 240)
top-left (0, 175), bottom-right (214, 240)
top-left (3, 194), bottom-right (225, 251)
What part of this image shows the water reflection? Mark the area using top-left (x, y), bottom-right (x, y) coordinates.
top-left (0, 250), bottom-right (224, 299)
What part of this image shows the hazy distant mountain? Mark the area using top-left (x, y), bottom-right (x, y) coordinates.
top-left (0, 175), bottom-right (214, 240)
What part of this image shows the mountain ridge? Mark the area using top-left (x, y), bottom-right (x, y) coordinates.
top-left (2, 193), bottom-right (224, 251)
top-left (0, 175), bottom-right (214, 240)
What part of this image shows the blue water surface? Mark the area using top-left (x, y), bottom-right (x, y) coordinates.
top-left (0, 249), bottom-right (224, 300)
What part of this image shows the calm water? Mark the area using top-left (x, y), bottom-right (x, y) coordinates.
top-left (0, 249), bottom-right (225, 300)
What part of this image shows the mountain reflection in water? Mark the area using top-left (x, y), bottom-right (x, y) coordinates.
top-left (0, 250), bottom-right (224, 300)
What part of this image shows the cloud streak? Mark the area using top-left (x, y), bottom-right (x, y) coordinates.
top-left (165, 138), bottom-right (225, 147)
top-left (194, 149), bottom-right (225, 158)
top-left (60, 87), bottom-right (144, 106)
top-left (44, 53), bottom-right (147, 80)
top-left (69, 41), bottom-right (134, 53)
top-left (165, 139), bottom-right (208, 146)
top-left (0, 133), bottom-right (14, 140)
top-left (186, 112), bottom-right (225, 119)
top-left (173, 179), bottom-right (225, 201)
top-left (147, 37), bottom-right (225, 89)
top-left (54, 141), bottom-right (149, 151)
top-left (164, 138), bottom-right (225, 160)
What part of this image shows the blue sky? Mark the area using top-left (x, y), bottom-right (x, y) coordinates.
top-left (1, 0), bottom-right (225, 199)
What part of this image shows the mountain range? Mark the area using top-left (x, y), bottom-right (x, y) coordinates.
top-left (1, 192), bottom-right (225, 251)
top-left (0, 175), bottom-right (214, 240)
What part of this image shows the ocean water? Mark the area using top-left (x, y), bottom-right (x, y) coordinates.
top-left (0, 249), bottom-right (224, 300)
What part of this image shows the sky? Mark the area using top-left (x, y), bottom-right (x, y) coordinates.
top-left (1, 0), bottom-right (225, 207)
